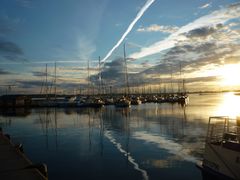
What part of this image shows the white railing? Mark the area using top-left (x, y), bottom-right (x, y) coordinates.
top-left (206, 116), bottom-right (240, 143)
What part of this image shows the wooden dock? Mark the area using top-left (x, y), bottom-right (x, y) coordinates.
top-left (0, 129), bottom-right (48, 180)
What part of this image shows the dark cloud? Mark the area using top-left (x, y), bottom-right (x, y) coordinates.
top-left (16, 80), bottom-right (43, 89)
top-left (228, 2), bottom-right (240, 9)
top-left (31, 71), bottom-right (49, 77)
top-left (0, 68), bottom-right (12, 75)
top-left (31, 71), bottom-right (63, 80)
top-left (135, 40), bottom-right (240, 86)
top-left (187, 76), bottom-right (219, 83)
top-left (0, 39), bottom-right (26, 61)
top-left (15, 79), bottom-right (82, 91)
top-left (88, 58), bottom-right (131, 87)
top-left (71, 67), bottom-right (98, 71)
top-left (171, 43), bottom-right (216, 54)
top-left (142, 63), bottom-right (173, 75)
top-left (0, 41), bottom-right (23, 54)
top-left (0, 14), bottom-right (25, 62)
top-left (186, 27), bottom-right (215, 38)
top-left (184, 24), bottom-right (223, 38)
top-left (60, 82), bottom-right (84, 89)
top-left (100, 58), bottom-right (125, 83)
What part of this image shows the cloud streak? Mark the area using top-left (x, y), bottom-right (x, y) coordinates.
top-left (137, 24), bottom-right (179, 33)
top-left (129, 2), bottom-right (240, 59)
top-left (199, 3), bottom-right (211, 9)
top-left (101, 0), bottom-right (155, 63)
top-left (133, 131), bottom-right (197, 163)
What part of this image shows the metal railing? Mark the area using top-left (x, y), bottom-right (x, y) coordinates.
top-left (206, 116), bottom-right (240, 143)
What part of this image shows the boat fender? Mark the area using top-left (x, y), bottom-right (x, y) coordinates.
top-left (25, 163), bottom-right (48, 178)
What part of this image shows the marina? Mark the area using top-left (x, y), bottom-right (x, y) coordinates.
top-left (1, 1), bottom-right (240, 179)
top-left (1, 92), bottom-right (240, 179)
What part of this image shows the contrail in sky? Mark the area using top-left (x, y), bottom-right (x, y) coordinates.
top-left (101, 0), bottom-right (155, 63)
top-left (129, 2), bottom-right (240, 59)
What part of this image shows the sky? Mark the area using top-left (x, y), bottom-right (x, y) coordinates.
top-left (0, 0), bottom-right (240, 94)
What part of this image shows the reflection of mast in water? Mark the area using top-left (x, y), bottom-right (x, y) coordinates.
top-left (180, 105), bottom-right (187, 137)
top-left (0, 116), bottom-right (12, 127)
top-left (104, 107), bottom-right (149, 180)
top-left (104, 130), bottom-right (149, 180)
top-left (38, 108), bottom-right (59, 150)
top-left (88, 109), bottom-right (92, 152)
top-left (99, 109), bottom-right (104, 156)
top-left (44, 108), bottom-right (49, 149)
top-left (54, 108), bottom-right (58, 150)
top-left (123, 108), bottom-right (130, 163)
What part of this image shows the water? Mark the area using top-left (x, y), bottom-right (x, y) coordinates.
top-left (1, 92), bottom-right (240, 180)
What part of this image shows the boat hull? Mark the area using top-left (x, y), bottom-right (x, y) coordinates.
top-left (200, 142), bottom-right (240, 179)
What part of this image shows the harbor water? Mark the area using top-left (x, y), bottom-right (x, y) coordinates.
top-left (1, 92), bottom-right (240, 180)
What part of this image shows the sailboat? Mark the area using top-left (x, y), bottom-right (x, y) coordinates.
top-left (115, 43), bottom-right (131, 108)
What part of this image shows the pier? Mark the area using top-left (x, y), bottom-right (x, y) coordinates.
top-left (0, 129), bottom-right (48, 180)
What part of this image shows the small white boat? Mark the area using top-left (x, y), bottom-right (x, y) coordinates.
top-left (197, 116), bottom-right (240, 179)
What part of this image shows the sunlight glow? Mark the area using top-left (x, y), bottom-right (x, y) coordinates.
top-left (219, 64), bottom-right (240, 86)
top-left (214, 92), bottom-right (240, 118)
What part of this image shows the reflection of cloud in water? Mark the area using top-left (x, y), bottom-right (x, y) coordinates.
top-left (147, 159), bottom-right (170, 168)
top-left (104, 131), bottom-right (149, 180)
top-left (133, 131), bottom-right (197, 163)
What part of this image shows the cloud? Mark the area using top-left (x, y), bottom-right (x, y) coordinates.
top-left (133, 131), bottom-right (197, 163)
top-left (77, 36), bottom-right (96, 60)
top-left (105, 131), bottom-right (149, 180)
top-left (184, 24), bottom-right (222, 38)
top-left (0, 68), bottom-right (12, 75)
top-left (101, 0), bottom-right (155, 63)
top-left (31, 71), bottom-right (60, 78)
top-left (0, 14), bottom-right (25, 61)
top-left (89, 57), bottom-right (149, 87)
top-left (137, 24), bottom-right (179, 33)
top-left (16, 80), bottom-right (43, 89)
top-left (199, 3), bottom-right (211, 9)
top-left (71, 67), bottom-right (98, 72)
top-left (129, 2), bottom-right (240, 59)
top-left (133, 39), bottom-right (240, 88)
top-left (0, 41), bottom-right (23, 55)
top-left (0, 39), bottom-right (26, 61)
top-left (97, 58), bottom-right (125, 85)
top-left (31, 71), bottom-right (47, 77)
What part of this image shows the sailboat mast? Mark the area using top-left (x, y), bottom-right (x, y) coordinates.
top-left (98, 56), bottom-right (102, 95)
top-left (45, 64), bottom-right (48, 99)
top-left (170, 64), bottom-right (173, 94)
top-left (54, 62), bottom-right (57, 101)
top-left (87, 59), bottom-right (90, 96)
top-left (124, 43), bottom-right (130, 95)
top-left (179, 62), bottom-right (182, 93)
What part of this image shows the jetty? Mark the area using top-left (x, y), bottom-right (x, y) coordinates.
top-left (0, 128), bottom-right (48, 180)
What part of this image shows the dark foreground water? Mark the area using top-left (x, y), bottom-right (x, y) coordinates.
top-left (1, 92), bottom-right (240, 180)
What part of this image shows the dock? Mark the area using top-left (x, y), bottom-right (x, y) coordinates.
top-left (0, 128), bottom-right (48, 180)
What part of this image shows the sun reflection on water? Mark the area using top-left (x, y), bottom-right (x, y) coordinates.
top-left (214, 92), bottom-right (240, 118)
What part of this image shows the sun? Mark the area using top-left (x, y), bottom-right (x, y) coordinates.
top-left (219, 64), bottom-right (240, 87)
